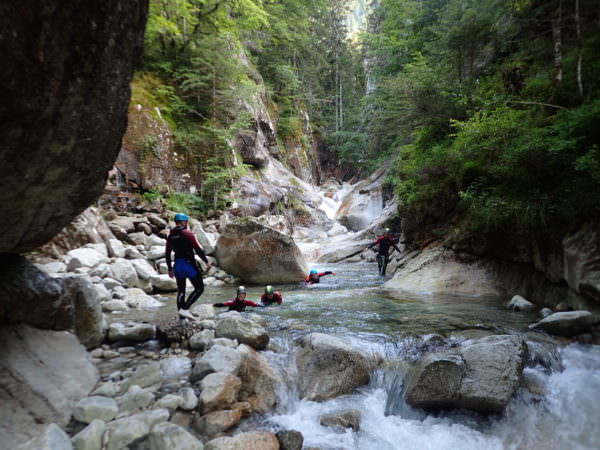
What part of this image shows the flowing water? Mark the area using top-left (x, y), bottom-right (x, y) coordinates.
top-left (113, 261), bottom-right (600, 450)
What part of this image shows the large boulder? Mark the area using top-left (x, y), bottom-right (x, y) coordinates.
top-left (193, 409), bottom-right (243, 438)
top-left (295, 333), bottom-right (371, 401)
top-left (507, 295), bottom-right (536, 312)
top-left (0, 1), bottom-right (148, 253)
top-left (66, 248), bottom-right (107, 271)
top-left (215, 312), bottom-right (269, 350)
top-left (205, 432), bottom-right (279, 450)
top-left (0, 256), bottom-right (104, 348)
top-left (0, 325), bottom-right (99, 448)
top-left (189, 219), bottom-right (217, 255)
top-left (215, 219), bottom-right (308, 284)
top-left (404, 335), bottom-right (527, 413)
top-left (529, 311), bottom-right (596, 336)
top-left (192, 345), bottom-right (243, 381)
top-left (198, 373), bottom-right (241, 413)
top-left (124, 288), bottom-right (163, 309)
top-left (107, 321), bottom-right (155, 343)
top-left (73, 396), bottom-right (118, 424)
top-left (237, 344), bottom-right (282, 413)
top-left (16, 424), bottom-right (72, 450)
top-left (71, 420), bottom-right (105, 450)
top-left (104, 409), bottom-right (169, 450)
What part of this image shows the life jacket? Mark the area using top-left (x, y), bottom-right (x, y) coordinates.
top-left (167, 226), bottom-right (195, 262)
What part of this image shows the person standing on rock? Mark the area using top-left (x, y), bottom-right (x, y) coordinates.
top-left (165, 213), bottom-right (210, 317)
top-left (367, 228), bottom-right (401, 276)
top-left (304, 269), bottom-right (336, 285)
top-left (213, 286), bottom-right (263, 312)
top-left (261, 285), bottom-right (282, 306)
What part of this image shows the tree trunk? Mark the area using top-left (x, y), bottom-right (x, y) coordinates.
top-left (575, 0), bottom-right (583, 97)
top-left (551, 0), bottom-right (563, 86)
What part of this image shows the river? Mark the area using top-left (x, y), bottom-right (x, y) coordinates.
top-left (112, 259), bottom-right (600, 450)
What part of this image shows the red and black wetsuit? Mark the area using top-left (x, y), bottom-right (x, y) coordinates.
top-left (304, 271), bottom-right (334, 285)
top-left (214, 298), bottom-right (261, 312)
top-left (261, 292), bottom-right (283, 305)
top-left (165, 226), bottom-right (208, 310)
top-left (368, 236), bottom-right (401, 258)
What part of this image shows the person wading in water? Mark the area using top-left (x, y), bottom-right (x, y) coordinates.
top-left (367, 228), bottom-right (401, 276)
top-left (214, 286), bottom-right (263, 312)
top-left (165, 213), bottom-right (210, 319)
top-left (261, 285), bottom-right (282, 306)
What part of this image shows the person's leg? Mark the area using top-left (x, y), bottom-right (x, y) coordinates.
top-left (176, 277), bottom-right (187, 310)
top-left (377, 254), bottom-right (383, 274)
top-left (381, 256), bottom-right (388, 276)
top-left (183, 273), bottom-right (205, 310)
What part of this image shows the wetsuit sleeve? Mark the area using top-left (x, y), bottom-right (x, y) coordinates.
top-left (244, 299), bottom-right (260, 307)
top-left (260, 293), bottom-right (266, 304)
top-left (214, 300), bottom-right (234, 307)
top-left (389, 237), bottom-right (401, 253)
top-left (165, 239), bottom-right (173, 272)
top-left (318, 271), bottom-right (333, 278)
top-left (368, 236), bottom-right (383, 249)
top-left (275, 292), bottom-right (283, 304)
top-left (182, 229), bottom-right (208, 264)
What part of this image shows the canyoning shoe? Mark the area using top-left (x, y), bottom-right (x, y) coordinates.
top-left (178, 309), bottom-right (196, 321)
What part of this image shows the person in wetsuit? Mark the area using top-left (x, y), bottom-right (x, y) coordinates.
top-left (367, 228), bottom-right (401, 275)
top-left (261, 285), bottom-right (282, 306)
top-left (304, 269), bottom-right (336, 285)
top-left (165, 213), bottom-right (210, 316)
top-left (214, 286), bottom-right (262, 312)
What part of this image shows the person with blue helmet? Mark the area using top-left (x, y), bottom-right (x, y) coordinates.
top-left (165, 212), bottom-right (210, 317)
top-left (304, 268), bottom-right (335, 285)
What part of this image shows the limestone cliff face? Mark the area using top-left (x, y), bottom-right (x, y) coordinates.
top-left (0, 1), bottom-right (148, 253)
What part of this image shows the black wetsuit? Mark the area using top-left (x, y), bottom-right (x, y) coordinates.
top-left (369, 235), bottom-right (401, 275)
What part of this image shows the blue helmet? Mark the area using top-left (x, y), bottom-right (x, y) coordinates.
top-left (174, 213), bottom-right (189, 222)
top-left (310, 269), bottom-right (318, 275)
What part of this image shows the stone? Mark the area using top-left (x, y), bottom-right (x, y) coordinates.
top-left (155, 394), bottom-right (183, 410)
top-left (16, 424), bottom-right (72, 450)
top-left (215, 218), bottom-right (308, 284)
top-left (540, 307), bottom-right (554, 318)
top-left (148, 215), bottom-right (168, 231)
top-left (63, 277), bottom-right (106, 349)
top-left (151, 274), bottom-right (178, 292)
top-left (198, 373), bottom-right (242, 413)
top-left (529, 311), bottom-right (596, 337)
top-left (562, 222), bottom-right (600, 303)
top-left (193, 409), bottom-right (242, 437)
top-left (94, 283), bottom-right (112, 303)
top-left (276, 430), bottom-right (304, 450)
top-left (190, 303), bottom-right (216, 321)
top-left (107, 239), bottom-right (126, 258)
top-left (66, 248), bottom-right (107, 271)
top-left (320, 409), bottom-right (361, 431)
top-left (84, 243), bottom-right (108, 257)
top-left (111, 258), bottom-right (140, 287)
top-left (189, 219), bottom-right (217, 255)
top-left (91, 382), bottom-right (118, 398)
top-left (116, 386), bottom-right (155, 413)
top-left (148, 245), bottom-right (166, 260)
top-left (205, 431), bottom-right (279, 450)
top-left (295, 333), bottom-right (371, 401)
top-left (131, 258), bottom-right (159, 280)
top-left (0, 325), bottom-right (98, 448)
top-left (507, 295), bottom-right (536, 312)
top-left (71, 420), bottom-right (105, 450)
top-left (128, 232), bottom-right (149, 247)
top-left (149, 422), bottom-right (204, 450)
top-left (215, 312), bottom-right (269, 350)
top-left (73, 396), bottom-right (118, 423)
top-left (404, 335), bottom-right (527, 413)
top-left (120, 362), bottom-right (162, 393)
top-left (160, 356), bottom-right (193, 390)
top-left (36, 261), bottom-right (67, 274)
top-left (125, 288), bottom-right (163, 308)
top-left (108, 321), bottom-right (155, 342)
top-left (189, 329), bottom-right (215, 351)
top-left (136, 221), bottom-right (153, 235)
top-left (192, 345), bottom-right (243, 381)
top-left (202, 320), bottom-right (217, 331)
top-left (180, 388), bottom-right (199, 411)
top-left (247, 312), bottom-right (268, 328)
top-left (125, 246), bottom-right (145, 259)
top-left (102, 299), bottom-right (129, 312)
top-left (105, 409), bottom-right (170, 450)
top-left (237, 344), bottom-right (282, 413)
top-left (112, 285), bottom-right (128, 299)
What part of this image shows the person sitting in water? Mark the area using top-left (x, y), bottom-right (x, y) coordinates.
top-left (213, 286), bottom-right (262, 312)
top-left (261, 285), bottom-right (282, 306)
top-left (304, 269), bottom-right (336, 285)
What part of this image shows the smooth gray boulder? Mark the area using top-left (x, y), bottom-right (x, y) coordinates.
top-left (215, 312), bottom-right (269, 350)
top-left (102, 299), bottom-right (129, 312)
top-left (124, 288), bottom-right (163, 308)
top-left (108, 321), bottom-right (155, 343)
top-left (155, 394), bottom-right (183, 410)
top-left (530, 311), bottom-right (596, 336)
top-left (120, 362), bottom-right (162, 392)
top-left (192, 345), bottom-right (243, 381)
top-left (215, 219), bottom-right (307, 284)
top-left (116, 386), bottom-right (155, 413)
top-left (180, 387), bottom-right (199, 411)
top-left (107, 239), bottom-right (126, 258)
top-left (404, 335), bottom-right (527, 413)
top-left (71, 420), bottom-right (105, 450)
top-left (189, 329), bottom-right (215, 351)
top-left (111, 258), bottom-right (140, 287)
top-left (0, 325), bottom-right (98, 448)
top-left (73, 396), bottom-right (118, 423)
top-left (160, 356), bottom-right (192, 389)
top-left (507, 295), bottom-right (536, 312)
top-left (16, 424), bottom-right (72, 450)
top-left (66, 248), bottom-right (107, 271)
top-left (276, 430), bottom-right (304, 450)
top-left (320, 409), bottom-right (361, 431)
top-left (190, 303), bottom-right (216, 321)
top-left (131, 258), bottom-right (159, 280)
top-left (205, 431), bottom-right (279, 450)
top-left (150, 274), bottom-right (178, 292)
top-left (295, 333), bottom-right (371, 401)
top-left (149, 422), bottom-right (204, 450)
top-left (104, 409), bottom-right (170, 450)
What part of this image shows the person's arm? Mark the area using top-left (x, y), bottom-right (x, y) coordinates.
top-left (243, 299), bottom-right (261, 307)
top-left (165, 239), bottom-right (173, 277)
top-left (318, 271), bottom-right (335, 278)
top-left (275, 292), bottom-right (283, 304)
top-left (183, 229), bottom-right (209, 264)
top-left (388, 237), bottom-right (401, 254)
top-left (214, 300), bottom-right (234, 307)
top-left (367, 236), bottom-right (382, 249)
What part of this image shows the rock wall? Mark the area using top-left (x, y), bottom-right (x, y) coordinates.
top-left (0, 0), bottom-right (148, 254)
